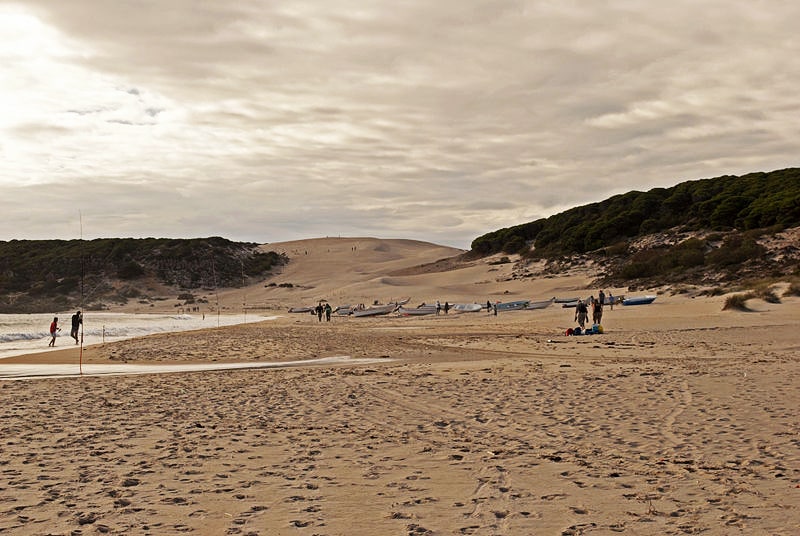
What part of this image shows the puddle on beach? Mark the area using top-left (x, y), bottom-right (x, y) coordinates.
top-left (0, 355), bottom-right (387, 381)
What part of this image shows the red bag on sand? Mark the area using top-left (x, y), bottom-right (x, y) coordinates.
top-left (565, 328), bottom-right (574, 336)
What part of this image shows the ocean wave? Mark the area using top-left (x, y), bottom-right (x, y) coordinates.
top-left (0, 332), bottom-right (49, 343)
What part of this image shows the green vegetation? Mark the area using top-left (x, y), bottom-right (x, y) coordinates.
top-left (785, 282), bottom-right (800, 297)
top-left (723, 293), bottom-right (754, 311)
top-left (0, 237), bottom-right (286, 312)
top-left (471, 168), bottom-right (800, 256)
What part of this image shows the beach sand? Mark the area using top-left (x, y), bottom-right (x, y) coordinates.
top-left (1, 237), bottom-right (798, 535)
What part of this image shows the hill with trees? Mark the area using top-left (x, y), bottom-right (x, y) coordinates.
top-left (0, 237), bottom-right (286, 313)
top-left (469, 168), bottom-right (800, 287)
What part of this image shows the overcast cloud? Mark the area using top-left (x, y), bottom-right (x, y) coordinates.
top-left (1, 1), bottom-right (798, 248)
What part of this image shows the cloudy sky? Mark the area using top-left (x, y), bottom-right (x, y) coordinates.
top-left (1, 1), bottom-right (798, 248)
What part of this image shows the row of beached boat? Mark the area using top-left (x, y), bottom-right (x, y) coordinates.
top-left (287, 294), bottom-right (657, 317)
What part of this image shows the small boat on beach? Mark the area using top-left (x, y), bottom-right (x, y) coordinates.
top-left (351, 304), bottom-right (398, 317)
top-left (525, 299), bottom-right (553, 310)
top-left (287, 306), bottom-right (313, 313)
top-left (334, 305), bottom-right (353, 316)
top-left (553, 297), bottom-right (579, 303)
top-left (397, 305), bottom-right (438, 316)
top-left (622, 295), bottom-right (657, 306)
top-left (451, 303), bottom-right (483, 313)
top-left (495, 300), bottom-right (530, 311)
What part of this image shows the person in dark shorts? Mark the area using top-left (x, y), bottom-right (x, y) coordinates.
top-left (70, 310), bottom-right (82, 345)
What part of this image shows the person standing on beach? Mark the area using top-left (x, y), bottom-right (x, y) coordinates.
top-left (598, 289), bottom-right (606, 307)
top-left (444, 301), bottom-right (450, 315)
top-left (592, 299), bottom-right (603, 325)
top-left (574, 300), bottom-right (588, 329)
top-left (324, 303), bottom-right (332, 322)
top-left (48, 317), bottom-right (60, 347)
top-left (436, 300), bottom-right (441, 315)
top-left (70, 311), bottom-right (82, 345)
top-left (486, 300), bottom-right (492, 314)
top-left (315, 302), bottom-right (324, 322)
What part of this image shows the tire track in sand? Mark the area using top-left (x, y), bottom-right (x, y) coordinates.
top-left (662, 379), bottom-right (693, 449)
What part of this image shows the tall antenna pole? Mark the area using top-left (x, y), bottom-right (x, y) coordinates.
top-left (79, 210), bottom-right (84, 375)
top-left (211, 258), bottom-right (221, 328)
top-left (241, 258), bottom-right (246, 324)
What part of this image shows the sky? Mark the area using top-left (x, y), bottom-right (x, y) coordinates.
top-left (1, 1), bottom-right (798, 249)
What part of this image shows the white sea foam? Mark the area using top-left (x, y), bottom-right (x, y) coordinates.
top-left (0, 312), bottom-right (273, 360)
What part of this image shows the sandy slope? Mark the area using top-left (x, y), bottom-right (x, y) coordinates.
top-left (212, 237), bottom-right (600, 314)
top-left (1, 237), bottom-right (799, 535)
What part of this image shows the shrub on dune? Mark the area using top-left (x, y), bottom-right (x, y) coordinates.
top-left (723, 293), bottom-right (754, 311)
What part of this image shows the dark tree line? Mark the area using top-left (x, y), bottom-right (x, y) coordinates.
top-left (470, 168), bottom-right (800, 257)
top-left (0, 237), bottom-right (286, 312)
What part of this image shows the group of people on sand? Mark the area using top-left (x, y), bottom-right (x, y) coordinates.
top-left (314, 302), bottom-right (333, 322)
top-left (573, 290), bottom-right (608, 329)
top-left (48, 310), bottom-right (82, 347)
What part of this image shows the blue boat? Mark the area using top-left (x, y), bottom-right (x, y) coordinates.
top-left (622, 295), bottom-right (656, 306)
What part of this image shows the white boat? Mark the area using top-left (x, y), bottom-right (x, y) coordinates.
top-left (623, 295), bottom-right (656, 306)
top-left (397, 305), bottom-right (438, 316)
top-left (287, 307), bottom-right (313, 313)
top-left (451, 303), bottom-right (483, 313)
top-left (334, 305), bottom-right (353, 316)
top-left (553, 296), bottom-right (579, 303)
top-left (525, 299), bottom-right (553, 310)
top-left (351, 304), bottom-right (398, 317)
top-left (495, 300), bottom-right (530, 311)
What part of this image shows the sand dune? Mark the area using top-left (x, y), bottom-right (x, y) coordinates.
top-left (1, 237), bottom-right (799, 535)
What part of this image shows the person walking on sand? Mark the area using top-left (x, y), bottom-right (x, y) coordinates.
top-left (70, 310), bottom-right (82, 345)
top-left (436, 300), bottom-right (441, 316)
top-left (315, 302), bottom-right (324, 322)
top-left (444, 301), bottom-right (450, 315)
top-left (574, 299), bottom-right (588, 329)
top-left (48, 317), bottom-right (61, 347)
top-left (598, 289), bottom-right (606, 307)
top-left (486, 300), bottom-right (492, 314)
top-left (592, 298), bottom-right (603, 325)
top-left (324, 303), bottom-right (332, 322)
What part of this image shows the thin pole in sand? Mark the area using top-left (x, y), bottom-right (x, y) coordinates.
top-left (241, 259), bottom-right (247, 324)
top-left (211, 258), bottom-right (221, 328)
top-left (78, 210), bottom-right (84, 376)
